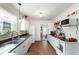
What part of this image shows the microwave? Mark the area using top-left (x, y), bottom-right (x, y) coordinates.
top-left (61, 19), bottom-right (69, 25)
top-left (61, 18), bottom-right (78, 26)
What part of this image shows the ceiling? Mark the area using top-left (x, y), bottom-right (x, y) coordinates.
top-left (12, 3), bottom-right (74, 20)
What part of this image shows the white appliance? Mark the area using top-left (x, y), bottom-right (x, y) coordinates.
top-left (61, 18), bottom-right (79, 26)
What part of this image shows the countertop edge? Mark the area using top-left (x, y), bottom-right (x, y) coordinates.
top-left (9, 35), bottom-right (31, 53)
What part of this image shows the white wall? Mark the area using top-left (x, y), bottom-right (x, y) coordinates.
top-left (19, 18), bottom-right (29, 31)
top-left (28, 17), bottom-right (53, 41)
top-left (53, 3), bottom-right (79, 41)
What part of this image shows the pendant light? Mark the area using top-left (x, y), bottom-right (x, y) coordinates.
top-left (18, 3), bottom-right (22, 21)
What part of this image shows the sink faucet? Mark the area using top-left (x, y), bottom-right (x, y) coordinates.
top-left (11, 31), bottom-right (20, 43)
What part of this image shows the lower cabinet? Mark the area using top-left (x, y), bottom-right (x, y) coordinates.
top-left (12, 41), bottom-right (27, 55)
top-left (47, 35), bottom-right (59, 48)
top-left (47, 35), bottom-right (64, 55)
top-left (48, 35), bottom-right (79, 55)
top-left (25, 36), bottom-right (33, 52)
top-left (11, 36), bottom-right (33, 55)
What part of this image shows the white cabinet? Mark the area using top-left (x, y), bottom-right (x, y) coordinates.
top-left (47, 35), bottom-right (59, 48)
top-left (24, 39), bottom-right (29, 51)
top-left (24, 37), bottom-right (33, 51)
top-left (48, 35), bottom-right (79, 55)
top-left (47, 35), bottom-right (64, 55)
top-left (12, 41), bottom-right (27, 55)
top-left (11, 36), bottom-right (33, 55)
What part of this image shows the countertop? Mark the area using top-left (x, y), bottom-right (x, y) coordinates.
top-left (50, 35), bottom-right (78, 43)
top-left (0, 35), bottom-right (31, 55)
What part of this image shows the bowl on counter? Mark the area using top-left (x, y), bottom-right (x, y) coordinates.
top-left (67, 38), bottom-right (77, 42)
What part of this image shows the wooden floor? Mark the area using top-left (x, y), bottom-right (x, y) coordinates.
top-left (28, 40), bottom-right (57, 55)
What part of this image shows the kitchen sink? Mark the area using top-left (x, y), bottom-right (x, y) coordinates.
top-left (0, 37), bottom-right (26, 48)
top-left (0, 37), bottom-right (26, 54)
top-left (7, 39), bottom-right (21, 44)
top-left (7, 38), bottom-right (26, 44)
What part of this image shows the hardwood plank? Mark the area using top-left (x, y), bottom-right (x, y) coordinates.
top-left (28, 40), bottom-right (57, 55)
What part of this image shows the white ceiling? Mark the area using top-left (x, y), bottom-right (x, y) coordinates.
top-left (12, 3), bottom-right (74, 20)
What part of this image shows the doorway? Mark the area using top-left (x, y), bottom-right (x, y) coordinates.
top-left (40, 24), bottom-right (48, 41)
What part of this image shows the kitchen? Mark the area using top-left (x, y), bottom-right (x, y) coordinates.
top-left (0, 3), bottom-right (79, 55)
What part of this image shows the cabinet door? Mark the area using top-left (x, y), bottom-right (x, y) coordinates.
top-left (11, 37), bottom-right (33, 55)
top-left (12, 42), bottom-right (27, 55)
top-left (24, 39), bottom-right (29, 52)
top-left (25, 37), bottom-right (32, 51)
top-left (30, 36), bottom-right (33, 43)
top-left (27, 37), bottom-right (32, 48)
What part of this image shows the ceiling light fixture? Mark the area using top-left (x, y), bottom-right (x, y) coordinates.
top-left (40, 12), bottom-right (43, 14)
top-left (18, 3), bottom-right (22, 20)
top-left (39, 11), bottom-right (43, 17)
